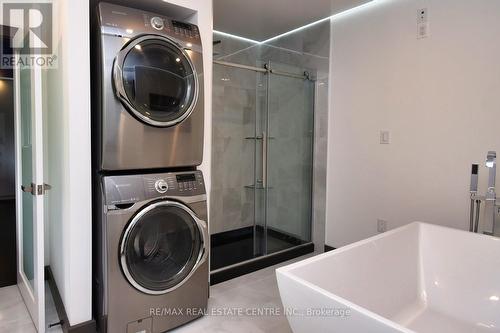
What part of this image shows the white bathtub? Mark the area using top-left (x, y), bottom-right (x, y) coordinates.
top-left (276, 222), bottom-right (500, 333)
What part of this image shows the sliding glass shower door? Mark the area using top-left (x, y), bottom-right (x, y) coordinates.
top-left (211, 61), bottom-right (314, 271)
top-left (265, 64), bottom-right (314, 255)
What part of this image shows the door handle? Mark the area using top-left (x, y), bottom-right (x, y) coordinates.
top-left (21, 183), bottom-right (52, 196)
top-left (262, 131), bottom-right (267, 189)
top-left (21, 183), bottom-right (35, 195)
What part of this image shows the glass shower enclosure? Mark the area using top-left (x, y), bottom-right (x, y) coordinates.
top-left (211, 60), bottom-right (315, 279)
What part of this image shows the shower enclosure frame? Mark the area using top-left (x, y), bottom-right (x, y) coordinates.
top-left (211, 59), bottom-right (316, 284)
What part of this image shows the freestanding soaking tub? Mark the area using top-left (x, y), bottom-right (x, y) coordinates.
top-left (276, 222), bottom-right (500, 333)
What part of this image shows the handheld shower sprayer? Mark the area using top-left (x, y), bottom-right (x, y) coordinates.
top-left (469, 164), bottom-right (479, 232)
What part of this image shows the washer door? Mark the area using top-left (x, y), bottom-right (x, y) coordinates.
top-left (120, 201), bottom-right (207, 295)
top-left (113, 35), bottom-right (199, 127)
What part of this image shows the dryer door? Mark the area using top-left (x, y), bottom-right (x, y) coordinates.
top-left (120, 200), bottom-right (207, 295)
top-left (113, 35), bottom-right (199, 127)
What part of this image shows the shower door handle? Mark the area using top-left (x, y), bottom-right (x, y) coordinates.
top-left (262, 131), bottom-right (267, 189)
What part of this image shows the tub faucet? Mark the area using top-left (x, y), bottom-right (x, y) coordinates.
top-left (468, 151), bottom-right (499, 236)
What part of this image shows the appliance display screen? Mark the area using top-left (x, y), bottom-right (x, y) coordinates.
top-left (172, 20), bottom-right (193, 31)
top-left (176, 174), bottom-right (196, 182)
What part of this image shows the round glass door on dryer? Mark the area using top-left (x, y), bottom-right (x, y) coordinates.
top-left (120, 200), bottom-right (208, 295)
top-left (113, 35), bottom-right (199, 127)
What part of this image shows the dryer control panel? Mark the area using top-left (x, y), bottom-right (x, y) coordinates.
top-left (98, 2), bottom-right (201, 46)
top-left (103, 171), bottom-right (206, 206)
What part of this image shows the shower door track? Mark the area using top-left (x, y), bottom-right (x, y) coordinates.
top-left (213, 60), bottom-right (313, 81)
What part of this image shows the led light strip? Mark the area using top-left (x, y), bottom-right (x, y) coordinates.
top-left (213, 30), bottom-right (260, 44)
top-left (214, 0), bottom-right (384, 44)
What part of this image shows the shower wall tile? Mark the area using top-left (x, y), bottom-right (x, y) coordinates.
top-left (211, 63), bottom-right (257, 235)
top-left (213, 32), bottom-right (260, 67)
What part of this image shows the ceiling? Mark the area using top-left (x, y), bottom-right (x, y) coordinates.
top-left (213, 0), bottom-right (372, 42)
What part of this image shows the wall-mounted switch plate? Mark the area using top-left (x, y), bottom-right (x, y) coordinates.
top-left (380, 131), bottom-right (391, 144)
top-left (377, 219), bottom-right (388, 233)
top-left (417, 8), bottom-right (429, 39)
top-left (418, 8), bottom-right (428, 23)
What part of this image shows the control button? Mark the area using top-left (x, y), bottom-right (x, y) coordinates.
top-left (154, 179), bottom-right (168, 194)
top-left (151, 17), bottom-right (164, 30)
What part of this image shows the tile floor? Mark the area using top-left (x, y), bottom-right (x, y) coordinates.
top-left (0, 254), bottom-right (315, 333)
top-left (0, 282), bottom-right (62, 333)
top-left (171, 254), bottom-right (315, 333)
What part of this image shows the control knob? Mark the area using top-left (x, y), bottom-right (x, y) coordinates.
top-left (151, 17), bottom-right (164, 30)
top-left (155, 179), bottom-right (169, 194)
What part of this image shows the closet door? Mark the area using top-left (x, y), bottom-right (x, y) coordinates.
top-left (15, 58), bottom-right (47, 332)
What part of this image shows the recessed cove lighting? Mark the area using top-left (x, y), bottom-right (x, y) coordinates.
top-left (261, 0), bottom-right (381, 44)
top-left (213, 30), bottom-right (260, 44)
top-left (214, 1), bottom-right (382, 45)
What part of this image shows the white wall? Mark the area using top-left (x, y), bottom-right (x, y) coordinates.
top-left (45, 0), bottom-right (212, 326)
top-left (170, 0), bottom-right (213, 211)
top-left (326, 0), bottom-right (500, 247)
top-left (46, 0), bottom-right (92, 325)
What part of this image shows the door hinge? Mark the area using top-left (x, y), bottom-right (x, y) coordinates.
top-left (21, 183), bottom-right (52, 196)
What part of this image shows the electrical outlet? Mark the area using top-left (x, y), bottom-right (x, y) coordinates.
top-left (418, 22), bottom-right (430, 39)
top-left (380, 131), bottom-right (390, 144)
top-left (377, 219), bottom-right (388, 233)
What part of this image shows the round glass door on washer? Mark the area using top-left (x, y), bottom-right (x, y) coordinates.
top-left (96, 171), bottom-right (209, 333)
top-left (120, 201), bottom-right (206, 295)
top-left (95, 2), bottom-right (204, 171)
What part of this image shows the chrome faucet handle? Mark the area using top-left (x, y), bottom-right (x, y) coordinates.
top-left (486, 151), bottom-right (496, 168)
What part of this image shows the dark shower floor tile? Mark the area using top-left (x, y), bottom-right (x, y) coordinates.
top-left (210, 226), bottom-right (303, 271)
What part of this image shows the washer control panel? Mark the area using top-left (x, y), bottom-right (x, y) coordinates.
top-left (144, 171), bottom-right (205, 198)
top-left (104, 171), bottom-right (206, 205)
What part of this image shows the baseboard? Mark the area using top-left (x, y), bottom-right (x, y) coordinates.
top-left (324, 245), bottom-right (336, 252)
top-left (45, 266), bottom-right (97, 333)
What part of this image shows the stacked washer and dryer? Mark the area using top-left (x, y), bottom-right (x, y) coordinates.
top-left (92, 3), bottom-right (208, 333)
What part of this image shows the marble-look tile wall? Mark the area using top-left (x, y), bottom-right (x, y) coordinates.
top-left (211, 64), bottom-right (259, 234)
top-left (211, 21), bottom-right (330, 251)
